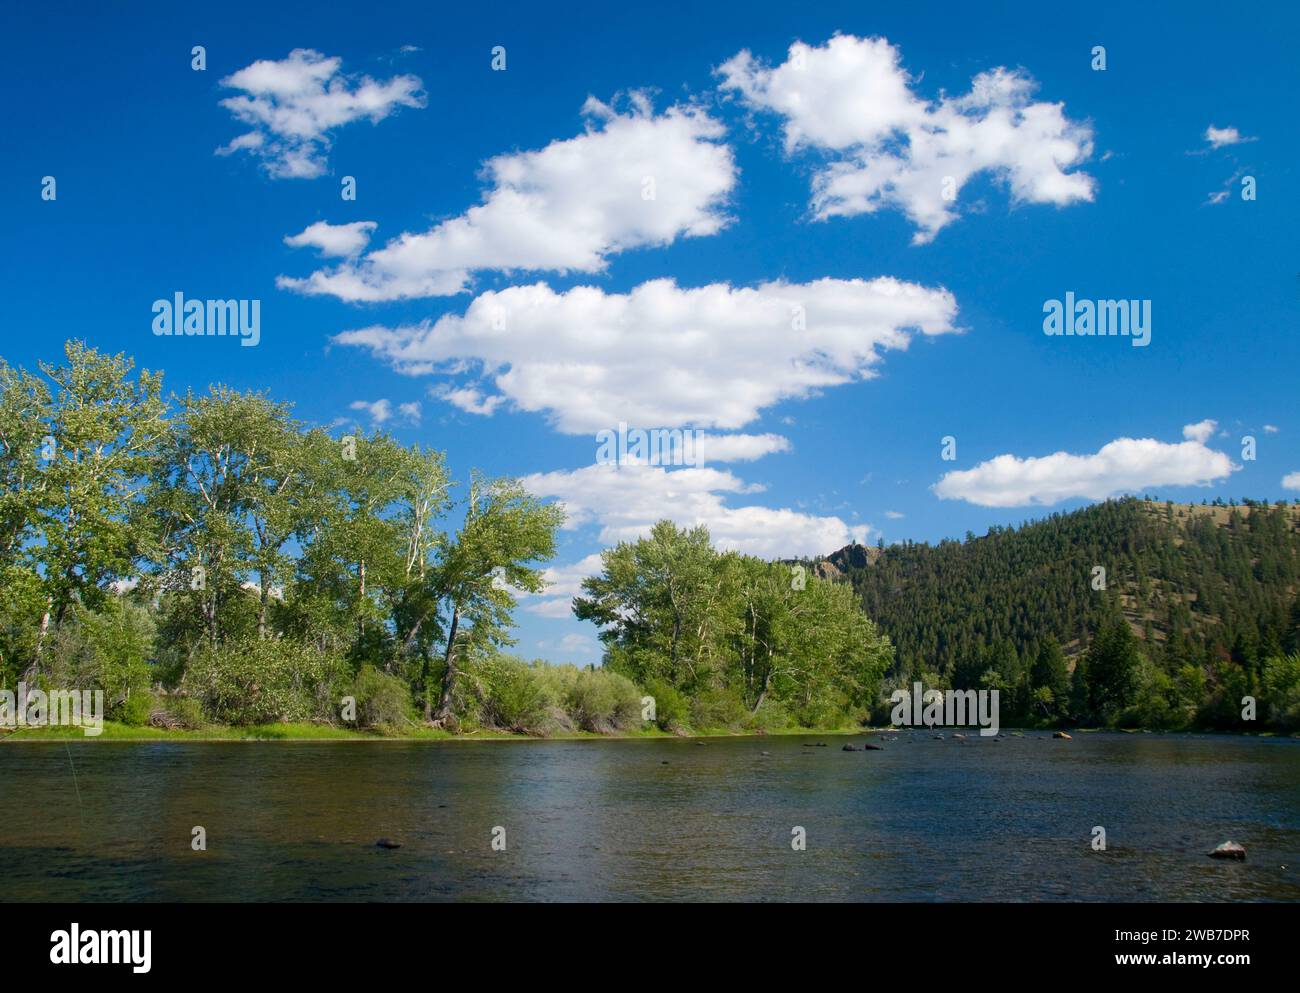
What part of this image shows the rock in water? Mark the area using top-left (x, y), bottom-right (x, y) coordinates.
top-left (375, 838), bottom-right (401, 849)
top-left (842, 744), bottom-right (861, 751)
top-left (1210, 841), bottom-right (1246, 860)
top-left (863, 743), bottom-right (884, 751)
top-left (1053, 731), bottom-right (1073, 739)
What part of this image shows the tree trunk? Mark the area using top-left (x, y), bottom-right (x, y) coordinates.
top-left (258, 570), bottom-right (269, 640)
top-left (27, 596), bottom-right (54, 680)
top-left (357, 559), bottom-right (366, 644)
top-left (432, 604), bottom-right (460, 725)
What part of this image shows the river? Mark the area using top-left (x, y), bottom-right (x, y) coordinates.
top-left (1, 731), bottom-right (1297, 901)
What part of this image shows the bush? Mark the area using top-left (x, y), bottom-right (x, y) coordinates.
top-left (474, 655), bottom-right (557, 734)
top-left (44, 601), bottom-right (155, 705)
top-left (745, 696), bottom-right (792, 732)
top-left (688, 687), bottom-right (747, 730)
top-left (119, 690), bottom-right (154, 727)
top-left (350, 665), bottom-right (415, 730)
top-left (642, 677), bottom-right (688, 732)
top-left (565, 668), bottom-right (642, 733)
top-left (182, 638), bottom-right (348, 725)
top-left (1262, 653), bottom-right (1300, 731)
top-left (152, 694), bottom-right (207, 729)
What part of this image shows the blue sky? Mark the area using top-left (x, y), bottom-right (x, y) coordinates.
top-left (3, 0), bottom-right (1297, 664)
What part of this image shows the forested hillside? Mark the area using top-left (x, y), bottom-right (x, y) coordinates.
top-left (815, 498), bottom-right (1300, 728)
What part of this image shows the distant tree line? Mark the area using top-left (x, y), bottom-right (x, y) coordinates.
top-left (841, 498), bottom-right (1300, 731)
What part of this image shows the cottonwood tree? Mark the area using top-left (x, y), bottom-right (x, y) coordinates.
top-left (30, 342), bottom-right (166, 672)
top-left (151, 387), bottom-right (306, 648)
top-left (577, 521), bottom-right (893, 725)
top-left (0, 360), bottom-right (51, 682)
top-left (576, 521), bottom-right (724, 690)
top-left (430, 473), bottom-right (563, 725)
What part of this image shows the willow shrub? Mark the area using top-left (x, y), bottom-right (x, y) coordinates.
top-left (471, 654), bottom-right (558, 734)
top-left (183, 638), bottom-right (348, 725)
top-left (351, 665), bottom-right (416, 731)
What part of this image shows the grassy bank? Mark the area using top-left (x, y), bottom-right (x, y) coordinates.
top-left (0, 721), bottom-right (868, 743)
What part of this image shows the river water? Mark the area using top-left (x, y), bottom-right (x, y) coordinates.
top-left (1, 731), bottom-right (1297, 901)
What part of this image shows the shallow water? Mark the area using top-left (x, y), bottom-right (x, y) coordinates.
top-left (1, 731), bottom-right (1298, 901)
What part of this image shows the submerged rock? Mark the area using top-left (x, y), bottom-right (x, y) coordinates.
top-left (842, 744), bottom-right (861, 752)
top-left (1210, 841), bottom-right (1246, 860)
top-left (1053, 731), bottom-right (1073, 740)
top-left (375, 838), bottom-right (401, 849)
top-left (863, 743), bottom-right (884, 750)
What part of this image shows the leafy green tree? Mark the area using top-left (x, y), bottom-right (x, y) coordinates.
top-left (430, 474), bottom-right (563, 724)
top-left (31, 342), bottom-right (166, 673)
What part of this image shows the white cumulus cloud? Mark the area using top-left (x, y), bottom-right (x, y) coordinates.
top-left (284, 221), bottom-right (377, 258)
top-left (1283, 472), bottom-right (1300, 491)
top-left (348, 398), bottom-right (420, 426)
top-left (279, 93), bottom-right (736, 300)
top-left (217, 49), bottom-right (425, 179)
top-left (1182, 419), bottom-right (1217, 443)
top-left (334, 276), bottom-right (958, 433)
top-left (934, 432), bottom-right (1236, 508)
top-left (521, 463), bottom-right (870, 559)
top-left (718, 34), bottom-right (1095, 243)
top-left (694, 433), bottom-right (791, 463)
top-left (1204, 124), bottom-right (1255, 149)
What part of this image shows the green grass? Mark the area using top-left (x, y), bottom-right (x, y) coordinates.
top-left (0, 720), bottom-right (866, 743)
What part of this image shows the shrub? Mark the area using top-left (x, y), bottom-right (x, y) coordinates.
top-left (120, 690), bottom-right (154, 727)
top-left (44, 601), bottom-right (155, 705)
top-left (1262, 653), bottom-right (1300, 731)
top-left (350, 665), bottom-right (415, 730)
top-left (474, 655), bottom-right (557, 734)
top-left (152, 694), bottom-right (207, 730)
top-left (744, 696), bottom-right (792, 732)
top-left (182, 638), bottom-right (348, 725)
top-left (641, 676), bottom-right (688, 732)
top-left (688, 687), bottom-right (747, 730)
top-left (564, 668), bottom-right (642, 733)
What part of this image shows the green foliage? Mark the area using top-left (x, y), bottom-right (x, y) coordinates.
top-left (1083, 615), bottom-right (1141, 722)
top-left (153, 694), bottom-right (207, 730)
top-left (688, 686), bottom-right (749, 730)
top-left (120, 691), bottom-right (154, 727)
top-left (349, 665), bottom-right (416, 730)
top-left (641, 676), bottom-right (688, 732)
top-left (469, 654), bottom-right (560, 734)
top-left (0, 340), bottom-right (565, 730)
top-left (576, 521), bottom-right (894, 730)
top-left (1261, 653), bottom-right (1300, 731)
top-left (182, 639), bottom-right (348, 725)
top-left (835, 498), bottom-right (1300, 731)
top-left (43, 601), bottom-right (155, 712)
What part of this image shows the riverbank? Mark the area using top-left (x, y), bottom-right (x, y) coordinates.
top-left (0, 721), bottom-right (872, 743)
top-left (2, 722), bottom-right (1293, 743)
